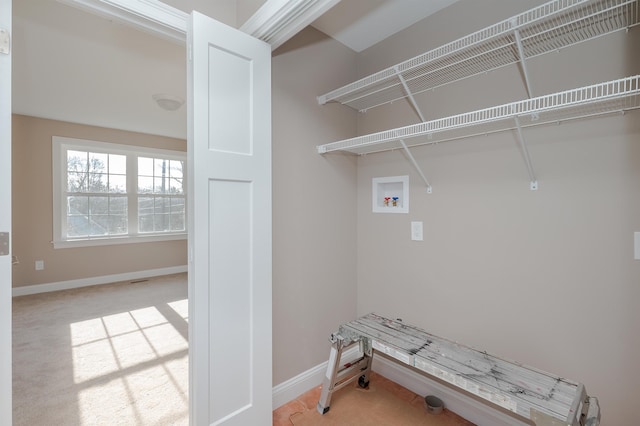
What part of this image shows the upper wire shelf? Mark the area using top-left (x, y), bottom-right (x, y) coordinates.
top-left (316, 75), bottom-right (640, 155)
top-left (317, 0), bottom-right (639, 112)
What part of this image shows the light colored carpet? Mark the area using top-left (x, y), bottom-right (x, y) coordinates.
top-left (12, 273), bottom-right (189, 426)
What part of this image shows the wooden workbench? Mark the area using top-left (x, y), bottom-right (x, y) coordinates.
top-left (317, 313), bottom-right (600, 426)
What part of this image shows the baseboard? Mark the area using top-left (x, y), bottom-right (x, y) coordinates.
top-left (12, 265), bottom-right (188, 297)
top-left (272, 347), bottom-right (529, 425)
top-left (272, 345), bottom-right (360, 410)
top-left (371, 354), bottom-right (529, 426)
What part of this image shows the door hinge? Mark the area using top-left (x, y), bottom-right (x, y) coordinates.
top-left (0, 28), bottom-right (9, 55)
top-left (0, 232), bottom-right (9, 256)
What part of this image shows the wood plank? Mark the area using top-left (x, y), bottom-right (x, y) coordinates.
top-left (340, 313), bottom-right (584, 424)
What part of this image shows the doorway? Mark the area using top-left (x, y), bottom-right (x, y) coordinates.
top-left (11, 1), bottom-right (189, 423)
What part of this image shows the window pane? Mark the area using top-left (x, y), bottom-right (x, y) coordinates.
top-left (170, 197), bottom-right (185, 231)
top-left (154, 214), bottom-right (170, 232)
top-left (89, 197), bottom-right (109, 215)
top-left (139, 218), bottom-right (154, 232)
top-left (154, 197), bottom-right (170, 214)
top-left (108, 215), bottom-right (128, 235)
top-left (109, 174), bottom-right (127, 193)
top-left (109, 197), bottom-right (127, 215)
top-left (88, 173), bottom-right (108, 193)
top-left (153, 198), bottom-right (168, 231)
top-left (67, 216), bottom-right (89, 238)
top-left (89, 153), bottom-right (107, 173)
top-left (67, 195), bottom-right (89, 237)
top-left (138, 176), bottom-right (153, 194)
top-left (67, 196), bottom-right (88, 216)
top-left (138, 196), bottom-right (154, 233)
top-left (171, 197), bottom-right (185, 212)
top-left (67, 172), bottom-right (87, 193)
top-left (170, 214), bottom-right (185, 231)
top-left (139, 214), bottom-right (154, 233)
top-left (154, 177), bottom-right (169, 194)
top-left (170, 177), bottom-right (183, 194)
top-left (89, 215), bottom-right (109, 236)
top-left (169, 160), bottom-right (183, 179)
top-left (88, 198), bottom-right (107, 237)
top-left (138, 157), bottom-right (153, 176)
top-left (154, 158), bottom-right (167, 177)
top-left (138, 196), bottom-right (154, 216)
top-left (109, 154), bottom-right (126, 175)
top-left (68, 151), bottom-right (87, 173)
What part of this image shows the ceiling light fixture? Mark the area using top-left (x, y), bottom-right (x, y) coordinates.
top-left (152, 93), bottom-right (184, 111)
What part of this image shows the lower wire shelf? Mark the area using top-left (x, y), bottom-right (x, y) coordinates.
top-left (317, 75), bottom-right (640, 156)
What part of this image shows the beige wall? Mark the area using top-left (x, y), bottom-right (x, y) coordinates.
top-left (271, 27), bottom-right (358, 385)
top-left (236, 0), bottom-right (265, 26)
top-left (11, 114), bottom-right (187, 288)
top-left (355, 0), bottom-right (640, 424)
top-left (11, 4), bottom-right (640, 423)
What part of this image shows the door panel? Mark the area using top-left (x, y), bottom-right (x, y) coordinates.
top-left (188, 11), bottom-right (272, 426)
top-left (208, 47), bottom-right (251, 154)
top-left (209, 179), bottom-right (252, 418)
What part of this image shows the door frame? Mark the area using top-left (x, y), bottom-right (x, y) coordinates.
top-left (0, 0), bottom-right (12, 423)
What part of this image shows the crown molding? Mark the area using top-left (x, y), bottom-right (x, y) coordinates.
top-left (240, 0), bottom-right (340, 50)
top-left (58, 0), bottom-right (188, 44)
top-left (60, 0), bottom-right (339, 49)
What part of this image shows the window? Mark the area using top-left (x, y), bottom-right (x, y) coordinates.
top-left (53, 136), bottom-right (186, 248)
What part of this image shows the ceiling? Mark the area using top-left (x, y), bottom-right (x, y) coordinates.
top-left (312, 0), bottom-right (458, 52)
top-left (11, 0), bottom-right (458, 140)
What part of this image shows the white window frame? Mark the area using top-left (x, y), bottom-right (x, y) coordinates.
top-left (52, 136), bottom-right (187, 249)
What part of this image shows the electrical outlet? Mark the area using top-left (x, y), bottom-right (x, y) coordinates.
top-left (35, 260), bottom-right (44, 270)
top-left (411, 221), bottom-right (423, 241)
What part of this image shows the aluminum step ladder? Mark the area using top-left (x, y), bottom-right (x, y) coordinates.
top-left (316, 332), bottom-right (373, 414)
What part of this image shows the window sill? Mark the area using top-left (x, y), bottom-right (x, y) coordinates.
top-left (53, 233), bottom-right (187, 249)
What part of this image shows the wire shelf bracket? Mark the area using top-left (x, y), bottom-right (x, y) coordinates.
top-left (393, 67), bottom-right (433, 192)
top-left (399, 139), bottom-right (432, 193)
top-left (395, 66), bottom-right (427, 123)
top-left (512, 20), bottom-right (540, 190)
top-left (512, 23), bottom-right (534, 99)
top-left (514, 116), bottom-right (539, 190)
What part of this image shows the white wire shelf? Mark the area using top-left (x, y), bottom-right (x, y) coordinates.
top-left (316, 75), bottom-right (640, 155)
top-left (317, 0), bottom-right (639, 112)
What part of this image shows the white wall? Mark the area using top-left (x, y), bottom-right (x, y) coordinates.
top-left (355, 0), bottom-right (640, 424)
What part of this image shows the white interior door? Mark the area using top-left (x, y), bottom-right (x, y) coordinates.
top-left (0, 0), bottom-right (11, 423)
top-left (188, 11), bottom-right (272, 426)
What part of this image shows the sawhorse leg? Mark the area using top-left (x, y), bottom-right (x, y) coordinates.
top-left (317, 333), bottom-right (373, 414)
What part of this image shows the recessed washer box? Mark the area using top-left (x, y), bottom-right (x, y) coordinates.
top-left (372, 175), bottom-right (409, 213)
